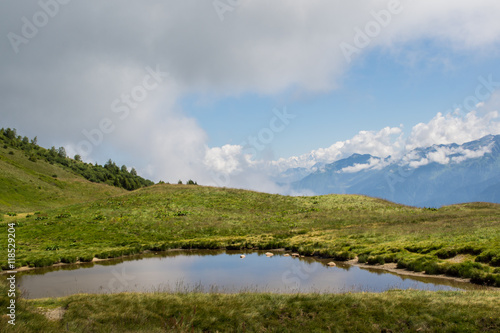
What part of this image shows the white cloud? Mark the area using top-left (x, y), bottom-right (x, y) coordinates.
top-left (406, 111), bottom-right (500, 150)
top-left (427, 149), bottom-right (450, 165)
top-left (408, 158), bottom-right (430, 169)
top-left (405, 143), bottom-right (494, 169)
top-left (451, 145), bottom-right (493, 163)
top-left (340, 157), bottom-right (385, 173)
top-left (272, 126), bottom-right (403, 172)
top-left (2, 1), bottom-right (500, 194)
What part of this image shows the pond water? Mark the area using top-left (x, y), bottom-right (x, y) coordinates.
top-left (18, 250), bottom-right (483, 299)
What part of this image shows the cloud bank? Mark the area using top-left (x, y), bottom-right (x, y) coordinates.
top-left (1, 1), bottom-right (500, 192)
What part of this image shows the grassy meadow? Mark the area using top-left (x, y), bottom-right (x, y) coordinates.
top-left (1, 136), bottom-right (500, 331)
top-left (2, 183), bottom-right (499, 286)
top-left (1, 288), bottom-right (499, 332)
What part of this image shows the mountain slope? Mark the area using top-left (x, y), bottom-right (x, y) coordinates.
top-left (292, 135), bottom-right (500, 207)
top-left (0, 141), bottom-right (126, 213)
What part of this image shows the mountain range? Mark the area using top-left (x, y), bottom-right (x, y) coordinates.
top-left (288, 135), bottom-right (500, 207)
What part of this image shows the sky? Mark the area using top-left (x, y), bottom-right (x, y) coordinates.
top-left (1, 0), bottom-right (500, 193)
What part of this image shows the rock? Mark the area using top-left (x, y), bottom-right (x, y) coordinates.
top-left (284, 254), bottom-right (290, 257)
top-left (240, 255), bottom-right (245, 259)
top-left (327, 262), bottom-right (336, 267)
top-left (265, 252), bottom-right (274, 257)
top-left (291, 253), bottom-right (300, 257)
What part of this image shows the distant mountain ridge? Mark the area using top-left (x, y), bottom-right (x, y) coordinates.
top-left (290, 135), bottom-right (500, 207)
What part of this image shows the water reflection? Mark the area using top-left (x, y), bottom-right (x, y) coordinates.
top-left (18, 250), bottom-right (484, 299)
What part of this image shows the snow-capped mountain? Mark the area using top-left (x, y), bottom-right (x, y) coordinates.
top-left (290, 135), bottom-right (500, 207)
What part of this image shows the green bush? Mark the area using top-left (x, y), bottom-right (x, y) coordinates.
top-left (491, 256), bottom-right (500, 267)
top-left (475, 250), bottom-right (498, 264)
top-left (457, 245), bottom-right (482, 255)
top-left (367, 255), bottom-right (385, 265)
top-left (436, 247), bottom-right (457, 259)
top-left (397, 256), bottom-right (437, 273)
top-left (32, 257), bottom-right (57, 267)
top-left (443, 261), bottom-right (483, 278)
top-left (79, 254), bottom-right (94, 262)
top-left (332, 251), bottom-right (354, 261)
top-left (470, 271), bottom-right (500, 287)
top-left (358, 254), bottom-right (369, 263)
top-left (423, 261), bottom-right (443, 275)
top-left (60, 255), bottom-right (78, 264)
top-left (96, 251), bottom-right (110, 259)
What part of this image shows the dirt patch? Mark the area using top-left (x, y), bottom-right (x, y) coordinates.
top-left (445, 254), bottom-right (472, 263)
top-left (37, 307), bottom-right (66, 321)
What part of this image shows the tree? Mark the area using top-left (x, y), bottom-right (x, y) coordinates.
top-left (5, 128), bottom-right (16, 140)
top-left (178, 180), bottom-right (183, 185)
top-left (74, 154), bottom-right (82, 162)
top-left (22, 136), bottom-right (29, 144)
top-left (58, 147), bottom-right (67, 158)
top-left (121, 165), bottom-right (128, 173)
top-left (31, 136), bottom-right (38, 145)
top-left (130, 168), bottom-right (137, 176)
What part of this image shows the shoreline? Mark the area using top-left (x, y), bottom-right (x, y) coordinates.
top-left (346, 260), bottom-right (473, 284)
top-left (3, 249), bottom-right (498, 291)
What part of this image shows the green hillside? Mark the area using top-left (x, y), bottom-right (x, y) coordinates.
top-left (0, 140), bottom-right (125, 213)
top-left (1, 127), bottom-right (500, 331)
top-left (1, 180), bottom-right (499, 287)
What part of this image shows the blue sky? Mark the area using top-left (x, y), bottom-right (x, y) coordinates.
top-left (1, 1), bottom-right (500, 192)
top-left (183, 44), bottom-right (500, 159)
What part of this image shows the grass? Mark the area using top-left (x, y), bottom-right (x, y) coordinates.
top-left (0, 145), bottom-right (125, 212)
top-left (1, 137), bottom-right (500, 331)
top-left (1, 281), bottom-right (499, 332)
top-left (1, 183), bottom-right (499, 286)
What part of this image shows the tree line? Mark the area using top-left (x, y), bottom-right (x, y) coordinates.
top-left (0, 127), bottom-right (154, 191)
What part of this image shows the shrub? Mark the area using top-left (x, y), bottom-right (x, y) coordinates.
top-left (367, 255), bottom-right (385, 265)
top-left (60, 255), bottom-right (78, 264)
top-left (332, 251), bottom-right (354, 261)
top-left (296, 246), bottom-right (315, 256)
top-left (436, 247), bottom-right (457, 259)
top-left (397, 256), bottom-right (437, 273)
top-left (381, 253), bottom-right (398, 263)
top-left (470, 271), bottom-right (500, 287)
top-left (358, 254), bottom-right (369, 263)
top-left (423, 261), bottom-right (443, 275)
top-left (108, 249), bottom-right (123, 258)
top-left (79, 254), bottom-right (94, 262)
top-left (491, 256), bottom-right (500, 267)
top-left (96, 251), bottom-right (110, 259)
top-left (32, 257), bottom-right (57, 267)
top-left (443, 261), bottom-right (483, 278)
top-left (475, 250), bottom-right (497, 264)
top-left (458, 245), bottom-right (482, 255)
